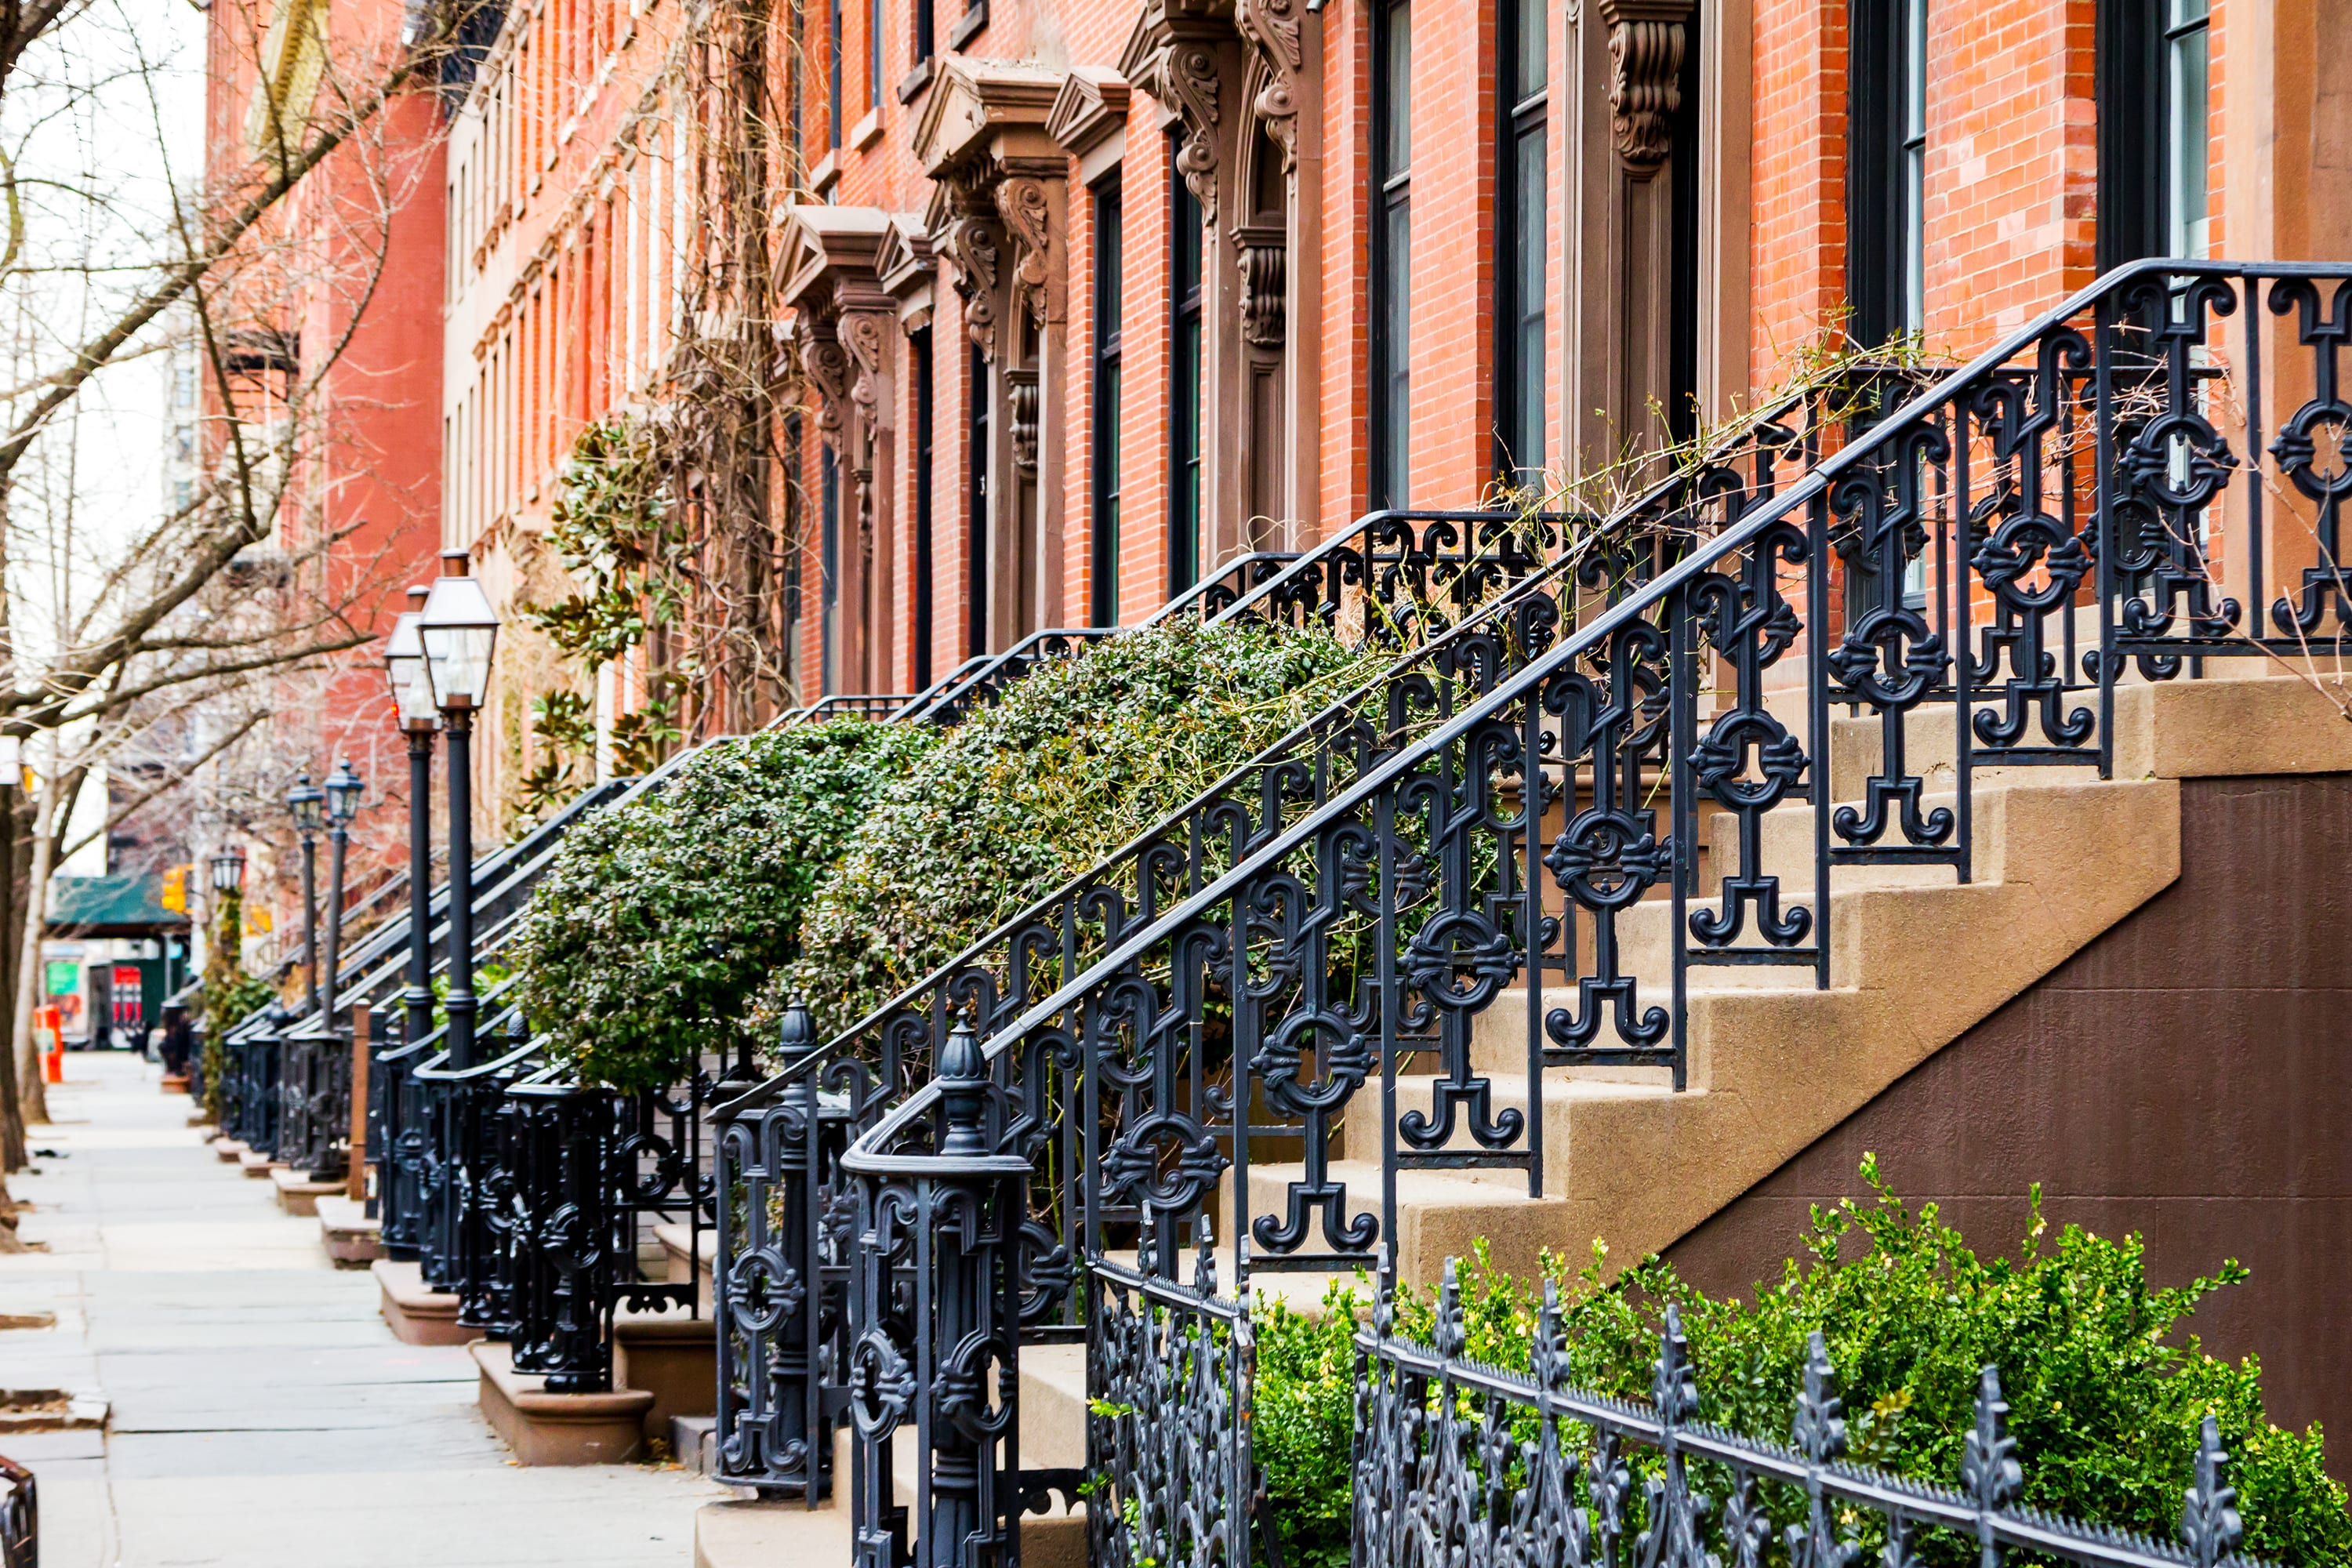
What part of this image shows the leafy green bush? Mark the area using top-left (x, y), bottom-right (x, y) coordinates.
top-left (513, 719), bottom-right (936, 1091)
top-left (1251, 1160), bottom-right (2349, 1568)
top-left (785, 619), bottom-right (1374, 1034)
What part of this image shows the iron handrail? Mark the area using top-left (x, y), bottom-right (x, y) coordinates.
top-left (837, 252), bottom-right (2295, 1178)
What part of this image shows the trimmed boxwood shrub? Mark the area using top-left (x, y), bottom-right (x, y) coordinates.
top-left (784, 618), bottom-right (1374, 1034)
top-left (512, 718), bottom-right (938, 1091)
top-left (1250, 1159), bottom-right (2349, 1568)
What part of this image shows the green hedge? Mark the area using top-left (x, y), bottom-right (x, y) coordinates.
top-left (1250, 1160), bottom-right (2349, 1568)
top-left (785, 618), bottom-right (1373, 1034)
top-left (512, 718), bottom-right (937, 1091)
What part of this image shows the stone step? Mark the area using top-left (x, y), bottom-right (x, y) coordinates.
top-left (473, 1338), bottom-right (654, 1465)
top-left (652, 1220), bottom-right (715, 1310)
top-left (314, 1193), bottom-right (383, 1267)
top-left (371, 1257), bottom-right (470, 1347)
top-left (269, 1165), bottom-right (343, 1217)
top-left (612, 1309), bottom-right (713, 1443)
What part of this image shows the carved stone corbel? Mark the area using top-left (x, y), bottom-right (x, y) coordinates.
top-left (1600, 0), bottom-right (1690, 176)
top-left (937, 192), bottom-right (1005, 361)
top-left (1006, 365), bottom-right (1040, 474)
top-left (1122, 2), bottom-right (1229, 220)
top-left (1234, 223), bottom-right (1286, 350)
top-left (993, 176), bottom-right (1054, 332)
top-left (1233, 0), bottom-right (1303, 171)
top-left (797, 321), bottom-right (853, 438)
top-left (840, 307), bottom-right (894, 560)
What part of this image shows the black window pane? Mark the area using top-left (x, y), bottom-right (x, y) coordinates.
top-left (1093, 188), bottom-right (1123, 626)
top-left (1511, 118), bottom-right (1545, 470)
top-left (1382, 198), bottom-right (1410, 506)
top-left (1383, 0), bottom-right (1410, 175)
top-left (1171, 172), bottom-right (1203, 593)
top-left (1512, 0), bottom-right (1544, 104)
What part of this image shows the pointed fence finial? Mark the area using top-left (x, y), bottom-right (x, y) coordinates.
top-left (1193, 1214), bottom-right (1218, 1297)
top-left (2180, 1415), bottom-right (2243, 1568)
top-left (1653, 1302), bottom-right (1699, 1426)
top-left (1961, 1365), bottom-right (2023, 1515)
top-left (1791, 1330), bottom-right (1847, 1465)
top-left (1428, 1258), bottom-right (1467, 1357)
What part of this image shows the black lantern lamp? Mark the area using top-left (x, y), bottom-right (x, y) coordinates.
top-left (417, 550), bottom-right (499, 1068)
top-left (382, 585), bottom-right (437, 1051)
top-left (286, 774), bottom-right (324, 1011)
top-left (318, 760), bottom-right (363, 1033)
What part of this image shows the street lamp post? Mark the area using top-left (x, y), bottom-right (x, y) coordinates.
top-left (320, 761), bottom-right (364, 1028)
top-left (287, 774), bottom-right (325, 1013)
top-left (416, 550), bottom-right (499, 1070)
top-left (205, 843), bottom-right (246, 1127)
top-left (383, 586), bottom-right (437, 1053)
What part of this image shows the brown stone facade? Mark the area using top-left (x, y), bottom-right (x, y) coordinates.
top-left (1668, 772), bottom-right (2352, 1467)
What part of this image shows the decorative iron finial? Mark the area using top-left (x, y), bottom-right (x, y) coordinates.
top-left (1961, 1365), bottom-right (2022, 1514)
top-left (1192, 1214), bottom-right (1218, 1297)
top-left (937, 1020), bottom-right (989, 1157)
top-left (1371, 1245), bottom-right (1396, 1337)
top-left (1653, 1303), bottom-right (1699, 1426)
top-left (1791, 1330), bottom-right (1847, 1465)
top-left (2180, 1415), bottom-right (2243, 1568)
top-left (779, 995), bottom-right (818, 1058)
top-left (1534, 1279), bottom-right (1569, 1392)
top-left (1434, 1258), bottom-right (1465, 1358)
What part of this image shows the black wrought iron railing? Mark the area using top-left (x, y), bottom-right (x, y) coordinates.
top-left (830, 259), bottom-right (2345, 1567)
top-left (274, 1015), bottom-right (351, 1180)
top-left (705, 482), bottom-right (1793, 1495)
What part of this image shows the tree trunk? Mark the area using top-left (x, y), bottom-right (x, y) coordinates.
top-left (10, 764), bottom-right (57, 1132)
top-left (0, 783), bottom-right (26, 1171)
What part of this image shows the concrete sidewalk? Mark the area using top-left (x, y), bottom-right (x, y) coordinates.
top-left (0, 1052), bottom-right (726, 1566)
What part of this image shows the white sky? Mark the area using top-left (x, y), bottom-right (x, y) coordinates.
top-left (6, 0), bottom-right (207, 666)
top-left (5, 0), bottom-right (208, 872)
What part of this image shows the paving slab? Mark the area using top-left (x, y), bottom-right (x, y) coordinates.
top-left (0, 1054), bottom-right (728, 1566)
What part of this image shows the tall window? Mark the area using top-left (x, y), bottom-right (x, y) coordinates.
top-left (821, 445), bottom-right (840, 692)
top-left (2164, 0), bottom-right (2210, 260)
top-left (1848, 0), bottom-right (1926, 346)
top-left (2097, 0), bottom-right (2209, 267)
top-left (829, 0), bottom-right (844, 150)
top-left (788, 0), bottom-right (804, 150)
top-left (967, 347), bottom-right (989, 656)
top-left (1494, 0), bottom-right (1544, 478)
top-left (1169, 166), bottom-right (1203, 595)
top-left (785, 413), bottom-right (805, 690)
top-left (869, 0), bottom-right (883, 111)
top-left (913, 327), bottom-right (935, 689)
top-left (1092, 185), bottom-right (1124, 626)
top-left (1370, 0), bottom-right (1411, 509)
top-left (913, 0), bottom-right (934, 71)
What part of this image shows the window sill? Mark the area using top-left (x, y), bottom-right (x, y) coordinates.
top-left (947, 0), bottom-right (985, 49)
top-left (851, 108), bottom-right (883, 151)
top-left (811, 151), bottom-right (840, 194)
top-left (896, 58), bottom-right (934, 105)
